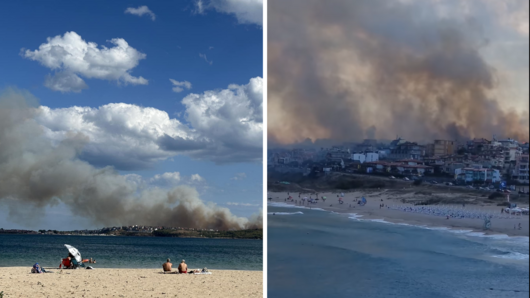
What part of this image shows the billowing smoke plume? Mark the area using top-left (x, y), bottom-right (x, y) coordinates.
top-left (268, 0), bottom-right (529, 145)
top-left (0, 89), bottom-right (262, 230)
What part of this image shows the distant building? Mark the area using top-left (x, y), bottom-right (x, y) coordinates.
top-left (512, 154), bottom-right (529, 184)
top-left (425, 143), bottom-right (435, 157)
top-left (388, 141), bottom-right (424, 160)
top-left (389, 137), bottom-right (408, 150)
top-left (467, 138), bottom-right (491, 153)
top-left (351, 152), bottom-right (379, 164)
top-left (433, 140), bottom-right (455, 156)
top-left (326, 148), bottom-right (350, 162)
top-left (457, 166), bottom-right (501, 183)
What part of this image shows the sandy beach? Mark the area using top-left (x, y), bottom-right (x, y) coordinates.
top-left (0, 267), bottom-right (262, 298)
top-left (269, 189), bottom-right (529, 237)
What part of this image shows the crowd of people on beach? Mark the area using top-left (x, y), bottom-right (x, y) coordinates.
top-left (388, 204), bottom-right (527, 222)
top-left (271, 191), bottom-right (527, 231)
top-left (32, 254), bottom-right (211, 275)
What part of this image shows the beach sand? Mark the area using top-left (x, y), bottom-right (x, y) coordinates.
top-left (269, 190), bottom-right (529, 237)
top-left (0, 267), bottom-right (262, 298)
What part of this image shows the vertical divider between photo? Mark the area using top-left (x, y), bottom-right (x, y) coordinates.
top-left (262, 0), bottom-right (268, 296)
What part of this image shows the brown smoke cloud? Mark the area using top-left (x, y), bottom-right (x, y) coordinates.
top-left (268, 0), bottom-right (529, 145)
top-left (0, 89), bottom-right (262, 230)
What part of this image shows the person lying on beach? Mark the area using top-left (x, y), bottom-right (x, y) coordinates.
top-left (82, 258), bottom-right (97, 264)
top-left (178, 260), bottom-right (188, 273)
top-left (163, 258), bottom-right (173, 272)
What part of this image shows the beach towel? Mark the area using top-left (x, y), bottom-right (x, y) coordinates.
top-left (194, 272), bottom-right (212, 275)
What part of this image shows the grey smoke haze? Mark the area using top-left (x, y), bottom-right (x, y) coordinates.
top-left (0, 89), bottom-right (262, 230)
top-left (268, 0), bottom-right (529, 145)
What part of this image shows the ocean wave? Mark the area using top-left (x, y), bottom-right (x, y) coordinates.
top-left (347, 216), bottom-right (529, 242)
top-left (267, 202), bottom-right (325, 211)
top-left (268, 211), bottom-right (303, 215)
top-left (492, 251), bottom-right (529, 260)
top-left (369, 219), bottom-right (393, 224)
top-left (268, 202), bottom-right (306, 209)
top-left (348, 213), bottom-right (363, 220)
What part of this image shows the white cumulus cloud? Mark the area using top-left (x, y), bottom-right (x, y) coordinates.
top-left (191, 174), bottom-right (205, 182)
top-left (22, 31), bottom-right (148, 92)
top-left (36, 103), bottom-right (193, 170)
top-left (44, 72), bottom-right (88, 93)
top-left (170, 79), bottom-right (192, 93)
top-left (35, 77), bottom-right (263, 169)
top-left (210, 0), bottom-right (262, 26)
top-left (195, 0), bottom-right (262, 26)
top-left (164, 76), bottom-right (263, 163)
top-left (125, 6), bottom-right (156, 21)
top-left (231, 173), bottom-right (247, 180)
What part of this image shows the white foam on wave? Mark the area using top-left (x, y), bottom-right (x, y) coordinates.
top-left (268, 202), bottom-right (303, 208)
top-left (446, 229), bottom-right (474, 234)
top-left (309, 208), bottom-right (326, 211)
top-left (492, 252), bottom-right (530, 260)
top-left (267, 211), bottom-right (303, 215)
top-left (423, 226), bottom-right (451, 231)
top-left (369, 219), bottom-right (394, 224)
top-left (396, 223), bottom-right (412, 226)
top-left (350, 217), bottom-right (529, 244)
top-left (268, 202), bottom-right (326, 211)
top-left (270, 200), bottom-right (529, 246)
top-left (348, 213), bottom-right (363, 220)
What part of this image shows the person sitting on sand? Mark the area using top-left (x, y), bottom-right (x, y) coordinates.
top-left (31, 263), bottom-right (44, 273)
top-left (70, 257), bottom-right (82, 269)
top-left (178, 260), bottom-right (188, 274)
top-left (163, 258), bottom-right (172, 272)
top-left (59, 256), bottom-right (72, 269)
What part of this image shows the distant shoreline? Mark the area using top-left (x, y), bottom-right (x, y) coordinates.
top-left (268, 190), bottom-right (529, 237)
top-left (0, 228), bottom-right (263, 240)
top-left (0, 233), bottom-right (263, 240)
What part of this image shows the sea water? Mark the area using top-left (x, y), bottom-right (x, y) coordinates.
top-left (268, 203), bottom-right (529, 298)
top-left (0, 234), bottom-right (262, 270)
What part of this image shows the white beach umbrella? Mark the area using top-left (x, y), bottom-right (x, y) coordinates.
top-left (65, 244), bottom-right (82, 263)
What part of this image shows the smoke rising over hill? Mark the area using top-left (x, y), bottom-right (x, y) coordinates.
top-left (0, 89), bottom-right (261, 230)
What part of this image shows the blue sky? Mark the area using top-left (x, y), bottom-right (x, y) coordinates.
top-left (0, 0), bottom-right (263, 230)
